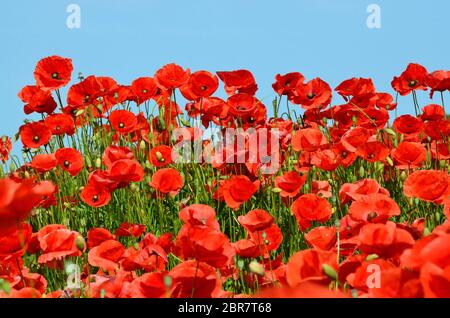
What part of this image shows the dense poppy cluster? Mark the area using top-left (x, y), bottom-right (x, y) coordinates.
top-left (0, 56), bottom-right (449, 298)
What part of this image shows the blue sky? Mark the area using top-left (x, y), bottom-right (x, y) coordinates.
top-left (1, 0), bottom-right (449, 145)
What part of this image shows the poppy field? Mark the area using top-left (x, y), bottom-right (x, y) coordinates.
top-left (0, 56), bottom-right (449, 298)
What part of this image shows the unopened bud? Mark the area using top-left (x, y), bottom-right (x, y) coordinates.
top-left (249, 261), bottom-right (265, 276)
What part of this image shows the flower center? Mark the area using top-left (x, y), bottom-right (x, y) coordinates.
top-left (118, 122), bottom-right (125, 129)
top-left (155, 151), bottom-right (165, 162)
top-left (408, 80), bottom-right (418, 88)
top-left (63, 160), bottom-right (70, 168)
top-left (32, 136), bottom-right (40, 142)
top-left (142, 89), bottom-right (148, 94)
top-left (200, 85), bottom-right (208, 91)
top-left (307, 93), bottom-right (316, 99)
top-left (51, 72), bottom-right (59, 79)
top-left (367, 211), bottom-right (378, 222)
top-left (92, 195), bottom-right (99, 202)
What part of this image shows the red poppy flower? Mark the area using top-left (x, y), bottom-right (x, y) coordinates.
top-left (238, 209), bottom-right (274, 233)
top-left (290, 78), bottom-right (332, 110)
top-left (272, 72), bottom-right (304, 96)
top-left (427, 70), bottom-right (450, 98)
top-left (291, 128), bottom-right (328, 152)
top-left (339, 178), bottom-right (390, 204)
top-left (106, 159), bottom-right (144, 187)
top-left (67, 75), bottom-right (102, 107)
top-left (234, 239), bottom-right (260, 258)
top-left (305, 226), bottom-right (337, 251)
top-left (257, 280), bottom-right (348, 298)
top-left (150, 168), bottom-right (184, 195)
top-left (55, 148), bottom-right (84, 176)
top-left (131, 77), bottom-right (159, 104)
top-left (291, 194), bottom-right (332, 229)
top-left (218, 175), bottom-right (259, 210)
top-left (20, 122), bottom-right (52, 149)
top-left (393, 114), bottom-right (424, 136)
top-left (34, 55), bottom-right (73, 91)
top-left (226, 93), bottom-right (259, 119)
top-left (401, 234), bottom-right (450, 271)
top-left (311, 180), bottom-right (332, 198)
top-left (87, 228), bottom-right (115, 249)
top-left (391, 142), bottom-right (427, 169)
top-left (44, 113), bottom-right (75, 136)
top-left (88, 239), bottom-right (125, 272)
top-left (181, 71), bottom-right (219, 99)
top-left (424, 119), bottom-right (450, 141)
top-left (102, 145), bottom-right (135, 169)
top-left (0, 178), bottom-right (55, 229)
top-left (420, 262), bottom-right (450, 298)
top-left (341, 126), bottom-right (371, 153)
top-left (177, 227), bottom-right (235, 268)
top-left (420, 104), bottom-right (445, 121)
top-left (286, 249), bottom-right (338, 287)
top-left (335, 77), bottom-right (376, 100)
top-left (356, 140), bottom-right (390, 163)
top-left (248, 223), bottom-right (283, 256)
top-left (403, 170), bottom-right (450, 204)
top-left (38, 227), bottom-right (85, 266)
top-left (274, 171), bottom-right (307, 198)
top-left (80, 181), bottom-right (111, 207)
top-left (1, 287), bottom-right (42, 298)
top-left (358, 222), bottom-right (415, 258)
top-left (115, 222), bottom-right (146, 238)
top-left (179, 204), bottom-right (220, 230)
top-left (391, 63), bottom-right (429, 96)
top-left (18, 85), bottom-right (57, 114)
top-left (125, 272), bottom-right (169, 298)
top-left (149, 145), bottom-right (173, 167)
top-left (217, 69), bottom-right (258, 96)
top-left (0, 136), bottom-right (12, 163)
top-left (169, 260), bottom-right (220, 298)
top-left (109, 110), bottom-right (138, 134)
top-left (154, 63), bottom-right (190, 90)
top-left (374, 92), bottom-right (397, 110)
top-left (30, 153), bottom-right (57, 173)
top-left (121, 244), bottom-right (168, 272)
top-left (349, 193), bottom-right (400, 223)
top-left (0, 223), bottom-right (32, 258)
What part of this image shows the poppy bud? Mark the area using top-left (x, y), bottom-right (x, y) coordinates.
top-left (164, 275), bottom-right (172, 289)
top-left (384, 128), bottom-right (396, 136)
top-left (130, 183), bottom-right (139, 192)
top-left (271, 187), bottom-right (282, 193)
top-left (435, 211), bottom-right (441, 223)
top-left (139, 140), bottom-right (146, 150)
top-left (95, 158), bottom-right (102, 169)
top-left (249, 261), bottom-right (265, 276)
top-left (85, 156), bottom-right (92, 169)
top-left (385, 157), bottom-right (393, 166)
top-left (237, 259), bottom-right (245, 270)
top-left (0, 278), bottom-right (11, 294)
top-left (9, 162), bottom-right (15, 173)
top-left (423, 227), bottom-right (431, 236)
top-left (75, 109), bottom-right (85, 117)
top-left (322, 264), bottom-right (338, 280)
top-left (365, 254), bottom-right (379, 261)
top-left (145, 160), bottom-right (152, 169)
top-left (75, 236), bottom-right (86, 251)
top-left (358, 166), bottom-right (365, 176)
top-left (400, 171), bottom-right (408, 181)
top-left (440, 160), bottom-right (447, 169)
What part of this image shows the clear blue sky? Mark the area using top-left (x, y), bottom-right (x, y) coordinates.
top-left (1, 0), bottom-right (449, 144)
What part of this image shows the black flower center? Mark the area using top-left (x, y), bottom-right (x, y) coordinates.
top-left (367, 211), bottom-right (378, 222)
top-left (51, 72), bottom-right (59, 79)
top-left (200, 85), bottom-right (208, 91)
top-left (142, 89), bottom-right (148, 94)
top-left (63, 160), bottom-right (70, 168)
top-left (92, 195), bottom-right (99, 202)
top-left (32, 136), bottom-right (40, 142)
top-left (118, 122), bottom-right (125, 129)
top-left (307, 93), bottom-right (316, 99)
top-left (408, 80), bottom-right (418, 88)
